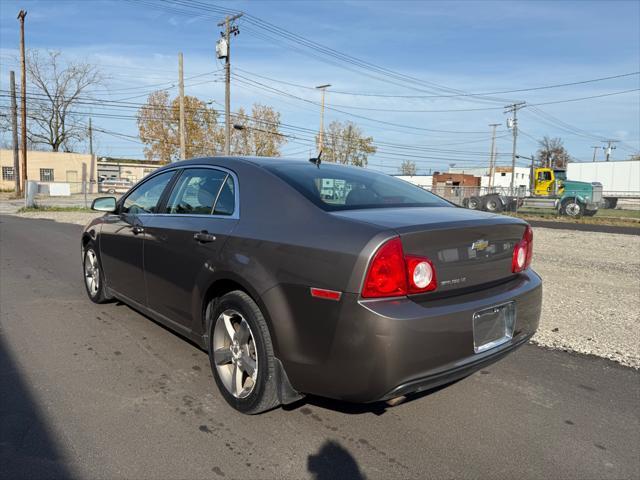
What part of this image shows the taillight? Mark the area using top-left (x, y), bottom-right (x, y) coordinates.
top-left (362, 238), bottom-right (407, 298)
top-left (362, 237), bottom-right (437, 298)
top-left (512, 225), bottom-right (533, 273)
top-left (406, 256), bottom-right (437, 293)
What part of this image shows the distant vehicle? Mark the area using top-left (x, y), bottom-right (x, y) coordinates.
top-left (464, 167), bottom-right (603, 217)
top-left (566, 160), bottom-right (640, 209)
top-left (82, 157), bottom-right (541, 414)
top-left (99, 178), bottom-right (133, 194)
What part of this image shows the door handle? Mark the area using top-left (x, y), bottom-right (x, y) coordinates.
top-left (131, 226), bottom-right (144, 235)
top-left (193, 231), bottom-right (216, 243)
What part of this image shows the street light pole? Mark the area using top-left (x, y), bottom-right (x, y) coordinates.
top-left (316, 84), bottom-right (331, 151)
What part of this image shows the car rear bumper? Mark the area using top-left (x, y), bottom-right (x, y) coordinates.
top-left (269, 269), bottom-right (541, 403)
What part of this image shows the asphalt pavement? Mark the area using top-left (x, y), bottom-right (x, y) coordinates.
top-left (1, 214), bottom-right (638, 480)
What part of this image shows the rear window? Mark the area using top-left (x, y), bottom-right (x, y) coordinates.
top-left (265, 163), bottom-right (450, 211)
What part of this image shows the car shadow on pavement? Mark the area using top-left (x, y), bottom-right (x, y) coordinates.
top-left (308, 440), bottom-right (366, 480)
top-left (284, 379), bottom-right (463, 416)
top-left (0, 332), bottom-right (76, 479)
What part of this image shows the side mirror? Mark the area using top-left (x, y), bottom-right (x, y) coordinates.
top-left (91, 196), bottom-right (117, 213)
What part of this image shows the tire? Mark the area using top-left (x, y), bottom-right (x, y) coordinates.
top-left (604, 198), bottom-right (618, 209)
top-left (108, 188), bottom-right (116, 194)
top-left (584, 209), bottom-right (598, 217)
top-left (483, 194), bottom-right (503, 213)
top-left (82, 245), bottom-right (110, 304)
top-left (467, 196), bottom-right (481, 210)
top-left (561, 198), bottom-right (584, 218)
top-left (208, 290), bottom-right (280, 414)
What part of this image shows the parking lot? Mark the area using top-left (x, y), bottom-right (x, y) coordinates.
top-left (1, 213), bottom-right (638, 479)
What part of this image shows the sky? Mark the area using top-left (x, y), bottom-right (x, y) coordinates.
top-left (1, 0), bottom-right (639, 174)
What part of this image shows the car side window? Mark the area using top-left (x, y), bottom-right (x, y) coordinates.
top-left (121, 171), bottom-right (174, 215)
top-left (165, 168), bottom-right (229, 215)
top-left (213, 175), bottom-right (235, 216)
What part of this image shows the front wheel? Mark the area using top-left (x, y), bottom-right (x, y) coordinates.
top-left (83, 246), bottom-right (110, 303)
top-left (208, 291), bottom-right (281, 414)
top-left (561, 198), bottom-right (584, 218)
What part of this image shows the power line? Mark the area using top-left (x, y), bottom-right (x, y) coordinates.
top-left (236, 68), bottom-right (640, 99)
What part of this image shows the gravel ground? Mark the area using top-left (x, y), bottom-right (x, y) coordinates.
top-left (531, 228), bottom-right (640, 368)
top-left (10, 210), bottom-right (640, 368)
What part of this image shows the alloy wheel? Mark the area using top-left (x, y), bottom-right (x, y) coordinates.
top-left (84, 250), bottom-right (100, 297)
top-left (212, 309), bottom-right (258, 399)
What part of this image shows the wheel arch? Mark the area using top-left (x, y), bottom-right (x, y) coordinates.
top-left (199, 273), bottom-right (302, 405)
top-left (199, 272), bottom-right (279, 355)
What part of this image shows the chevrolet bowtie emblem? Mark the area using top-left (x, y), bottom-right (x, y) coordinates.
top-left (471, 239), bottom-right (489, 251)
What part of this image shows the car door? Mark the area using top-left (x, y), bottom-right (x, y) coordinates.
top-left (143, 167), bottom-right (239, 330)
top-left (99, 170), bottom-right (177, 305)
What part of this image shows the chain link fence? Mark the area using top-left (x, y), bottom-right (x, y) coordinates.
top-left (27, 181), bottom-right (125, 208)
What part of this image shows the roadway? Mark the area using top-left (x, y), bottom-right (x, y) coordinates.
top-left (1, 214), bottom-right (638, 479)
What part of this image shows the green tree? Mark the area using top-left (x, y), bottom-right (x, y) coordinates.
top-left (319, 120), bottom-right (376, 167)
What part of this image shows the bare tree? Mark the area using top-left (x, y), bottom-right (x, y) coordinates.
top-left (137, 91), bottom-right (224, 163)
top-left (319, 120), bottom-right (376, 167)
top-left (399, 160), bottom-right (417, 176)
top-left (231, 104), bottom-right (287, 156)
top-left (536, 136), bottom-right (571, 169)
top-left (26, 50), bottom-right (103, 152)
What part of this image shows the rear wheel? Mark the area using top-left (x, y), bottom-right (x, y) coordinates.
top-left (483, 195), bottom-right (503, 213)
top-left (604, 197), bottom-right (618, 209)
top-left (467, 196), bottom-right (481, 210)
top-left (584, 209), bottom-right (598, 217)
top-left (561, 198), bottom-right (584, 218)
top-left (208, 291), bottom-right (280, 414)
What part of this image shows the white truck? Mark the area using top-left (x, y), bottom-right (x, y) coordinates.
top-left (566, 160), bottom-right (640, 209)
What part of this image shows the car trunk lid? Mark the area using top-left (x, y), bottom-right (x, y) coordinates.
top-left (331, 207), bottom-right (528, 294)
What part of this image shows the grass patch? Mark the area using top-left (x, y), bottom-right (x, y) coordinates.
top-left (18, 205), bottom-right (92, 213)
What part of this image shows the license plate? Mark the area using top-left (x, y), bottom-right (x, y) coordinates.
top-left (473, 302), bottom-right (516, 353)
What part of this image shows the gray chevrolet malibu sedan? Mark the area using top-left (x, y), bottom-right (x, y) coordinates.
top-left (82, 156), bottom-right (541, 414)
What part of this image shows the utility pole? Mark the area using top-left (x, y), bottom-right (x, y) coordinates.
top-left (487, 123), bottom-right (500, 190)
top-left (18, 10), bottom-right (27, 194)
top-left (316, 84), bottom-right (331, 151)
top-left (504, 102), bottom-right (526, 195)
top-left (591, 145), bottom-right (600, 162)
top-left (10, 71), bottom-right (21, 196)
top-left (178, 52), bottom-right (186, 160)
top-left (602, 140), bottom-right (617, 161)
top-left (217, 13), bottom-right (243, 156)
top-left (88, 117), bottom-right (94, 156)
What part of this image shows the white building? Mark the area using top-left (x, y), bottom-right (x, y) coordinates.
top-left (448, 166), bottom-right (530, 191)
top-left (395, 175), bottom-right (433, 190)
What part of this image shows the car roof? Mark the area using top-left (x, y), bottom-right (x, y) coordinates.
top-left (158, 156), bottom-right (369, 172)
